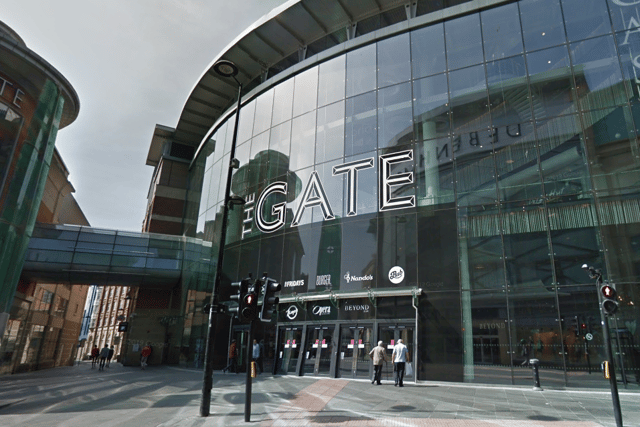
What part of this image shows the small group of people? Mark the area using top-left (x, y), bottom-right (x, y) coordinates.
top-left (369, 339), bottom-right (409, 387)
top-left (90, 344), bottom-right (114, 370)
top-left (222, 338), bottom-right (264, 374)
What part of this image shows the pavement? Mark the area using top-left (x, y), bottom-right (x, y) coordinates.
top-left (0, 361), bottom-right (638, 427)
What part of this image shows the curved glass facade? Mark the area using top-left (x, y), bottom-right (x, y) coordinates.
top-left (187, 0), bottom-right (640, 387)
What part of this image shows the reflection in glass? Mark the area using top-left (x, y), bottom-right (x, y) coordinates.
top-left (413, 73), bottom-right (450, 140)
top-left (411, 24), bottom-right (446, 79)
top-left (272, 78), bottom-right (294, 126)
top-left (377, 33), bottom-right (411, 88)
top-left (318, 56), bottom-right (346, 107)
top-left (520, 0), bottom-right (566, 52)
top-left (481, 3), bottom-right (523, 60)
top-left (416, 138), bottom-right (454, 206)
top-left (253, 89), bottom-right (274, 136)
top-left (268, 121), bottom-right (292, 180)
top-left (561, 0), bottom-right (611, 42)
top-left (289, 112), bottom-right (316, 171)
top-left (378, 82), bottom-right (413, 149)
top-left (445, 14), bottom-right (483, 70)
top-left (347, 44), bottom-right (377, 97)
top-left (293, 66), bottom-right (318, 117)
top-left (345, 91), bottom-right (377, 156)
top-left (449, 65), bottom-right (489, 134)
top-left (487, 56), bottom-right (531, 128)
top-left (550, 222), bottom-right (601, 287)
top-left (316, 101), bottom-right (345, 164)
top-left (238, 99), bottom-right (256, 145)
top-left (527, 46), bottom-right (577, 119)
top-left (377, 213), bottom-right (417, 287)
top-left (343, 151), bottom-right (378, 216)
top-left (570, 35), bottom-right (626, 112)
top-left (340, 216), bottom-right (377, 291)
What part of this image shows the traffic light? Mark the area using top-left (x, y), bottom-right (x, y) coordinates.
top-left (228, 280), bottom-right (245, 319)
top-left (259, 276), bottom-right (281, 322)
top-left (241, 291), bottom-right (258, 321)
top-left (600, 284), bottom-right (619, 316)
top-left (571, 315), bottom-right (580, 336)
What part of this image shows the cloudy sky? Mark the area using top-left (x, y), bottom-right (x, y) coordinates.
top-left (3, 0), bottom-right (286, 231)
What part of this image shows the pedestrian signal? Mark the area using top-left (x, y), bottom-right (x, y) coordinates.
top-left (600, 284), bottom-right (619, 316)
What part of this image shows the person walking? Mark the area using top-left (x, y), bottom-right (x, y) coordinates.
top-left (392, 339), bottom-right (409, 387)
top-left (98, 344), bottom-right (110, 371)
top-left (90, 345), bottom-right (99, 369)
top-left (106, 345), bottom-right (114, 367)
top-left (222, 339), bottom-right (238, 373)
top-left (369, 340), bottom-right (387, 385)
top-left (252, 339), bottom-right (262, 374)
top-left (140, 343), bottom-right (152, 370)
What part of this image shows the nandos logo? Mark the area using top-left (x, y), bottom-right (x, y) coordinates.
top-left (344, 271), bottom-right (373, 283)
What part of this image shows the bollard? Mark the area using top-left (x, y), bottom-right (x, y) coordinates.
top-left (529, 358), bottom-right (543, 391)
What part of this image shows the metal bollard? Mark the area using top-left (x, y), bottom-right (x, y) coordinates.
top-left (529, 358), bottom-right (543, 391)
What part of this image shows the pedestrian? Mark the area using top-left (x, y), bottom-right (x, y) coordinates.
top-left (140, 343), bottom-right (152, 370)
top-left (107, 345), bottom-right (114, 367)
top-left (369, 340), bottom-right (386, 385)
top-left (99, 344), bottom-right (110, 371)
top-left (392, 339), bottom-right (409, 387)
top-left (222, 339), bottom-right (237, 373)
top-left (90, 345), bottom-right (99, 368)
top-left (252, 339), bottom-right (262, 374)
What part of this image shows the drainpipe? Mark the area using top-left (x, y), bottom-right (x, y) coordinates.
top-left (411, 288), bottom-right (421, 383)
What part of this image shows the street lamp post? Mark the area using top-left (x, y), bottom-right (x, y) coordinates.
top-left (200, 59), bottom-right (244, 417)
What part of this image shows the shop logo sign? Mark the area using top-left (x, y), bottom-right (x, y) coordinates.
top-left (344, 304), bottom-right (371, 313)
top-left (312, 306), bottom-right (331, 316)
top-left (284, 279), bottom-right (305, 288)
top-left (388, 266), bottom-right (404, 284)
top-left (612, 0), bottom-right (640, 5)
top-left (286, 305), bottom-right (299, 320)
top-left (316, 275), bottom-right (332, 287)
top-left (344, 271), bottom-right (374, 283)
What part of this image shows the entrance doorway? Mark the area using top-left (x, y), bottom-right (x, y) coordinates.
top-left (338, 325), bottom-right (373, 379)
top-left (378, 325), bottom-right (414, 382)
top-left (303, 325), bottom-right (334, 376)
top-left (277, 326), bottom-right (302, 375)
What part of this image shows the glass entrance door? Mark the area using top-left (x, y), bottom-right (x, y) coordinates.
top-left (277, 326), bottom-right (302, 375)
top-left (378, 325), bottom-right (414, 381)
top-left (338, 325), bottom-right (373, 379)
top-left (303, 326), bottom-right (334, 376)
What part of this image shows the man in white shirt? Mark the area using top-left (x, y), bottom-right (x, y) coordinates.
top-left (391, 339), bottom-right (409, 387)
top-left (252, 339), bottom-right (262, 374)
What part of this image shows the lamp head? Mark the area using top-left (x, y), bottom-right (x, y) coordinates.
top-left (213, 59), bottom-right (239, 78)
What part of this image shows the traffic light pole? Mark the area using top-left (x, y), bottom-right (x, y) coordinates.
top-left (244, 319), bottom-right (254, 422)
top-left (596, 275), bottom-right (623, 427)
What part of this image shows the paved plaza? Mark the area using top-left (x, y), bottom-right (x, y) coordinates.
top-left (0, 362), bottom-right (638, 426)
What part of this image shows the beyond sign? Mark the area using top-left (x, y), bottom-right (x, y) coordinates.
top-left (253, 150), bottom-right (414, 234)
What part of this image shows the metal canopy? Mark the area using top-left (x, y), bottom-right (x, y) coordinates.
top-left (172, 0), bottom-right (408, 150)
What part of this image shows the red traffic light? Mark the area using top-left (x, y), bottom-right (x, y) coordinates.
top-left (601, 284), bottom-right (616, 299)
top-left (244, 293), bottom-right (256, 306)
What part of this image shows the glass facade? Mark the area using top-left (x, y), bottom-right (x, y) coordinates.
top-left (186, 0), bottom-right (640, 388)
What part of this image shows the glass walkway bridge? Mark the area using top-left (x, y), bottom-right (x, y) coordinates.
top-left (21, 223), bottom-right (205, 287)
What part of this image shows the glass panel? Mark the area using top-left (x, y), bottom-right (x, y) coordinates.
top-left (536, 115), bottom-right (591, 196)
top-left (494, 122), bottom-right (543, 202)
top-left (561, 0), bottom-right (611, 42)
top-left (411, 23), bottom-right (446, 79)
top-left (312, 159), bottom-right (344, 223)
top-left (487, 55), bottom-right (531, 128)
top-left (253, 89), bottom-right (274, 136)
top-left (600, 220), bottom-right (640, 284)
top-left (281, 226), bottom-right (321, 294)
top-left (318, 55), bottom-right (346, 107)
top-left (72, 252), bottom-right (111, 266)
top-left (445, 13), bottom-right (483, 70)
top-left (378, 82), bottom-right (413, 149)
top-left (520, 0), bottom-right (566, 52)
top-left (249, 131), bottom-right (270, 184)
top-left (550, 216), bottom-right (601, 287)
top-left (343, 150), bottom-right (378, 217)
top-left (527, 45), bottom-right (577, 119)
top-left (582, 106), bottom-right (640, 193)
top-left (377, 33), bottom-right (411, 88)
top-left (272, 78), bottom-right (294, 126)
top-left (413, 73), bottom-right (450, 140)
top-left (416, 137), bottom-right (455, 206)
top-left (111, 255), bottom-right (146, 268)
top-left (481, 2), bottom-right (523, 61)
top-left (377, 213), bottom-right (417, 288)
top-left (608, 0), bottom-right (640, 33)
top-left (449, 65), bottom-right (489, 135)
top-left (453, 136), bottom-right (497, 208)
top-left (345, 91), bottom-right (377, 156)
top-left (289, 112), bottom-right (316, 171)
top-left (314, 223), bottom-right (342, 292)
top-left (316, 101), bottom-right (345, 164)
top-left (292, 66), bottom-right (318, 117)
top-left (237, 99), bottom-right (256, 145)
top-left (346, 44), bottom-right (377, 98)
top-left (339, 216), bottom-right (377, 291)
top-left (570, 35), bottom-right (626, 112)
top-left (268, 120), bottom-right (292, 180)
top-left (417, 208), bottom-right (459, 292)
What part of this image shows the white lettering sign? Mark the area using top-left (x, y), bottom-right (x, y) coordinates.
top-left (284, 280), bottom-right (305, 288)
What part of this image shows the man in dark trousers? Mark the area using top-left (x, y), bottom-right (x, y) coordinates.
top-left (106, 345), bottom-right (114, 367)
top-left (99, 344), bottom-right (110, 371)
top-left (369, 340), bottom-right (387, 385)
top-left (222, 339), bottom-right (238, 373)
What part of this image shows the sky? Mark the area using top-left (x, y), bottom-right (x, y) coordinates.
top-left (3, 0), bottom-right (287, 231)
